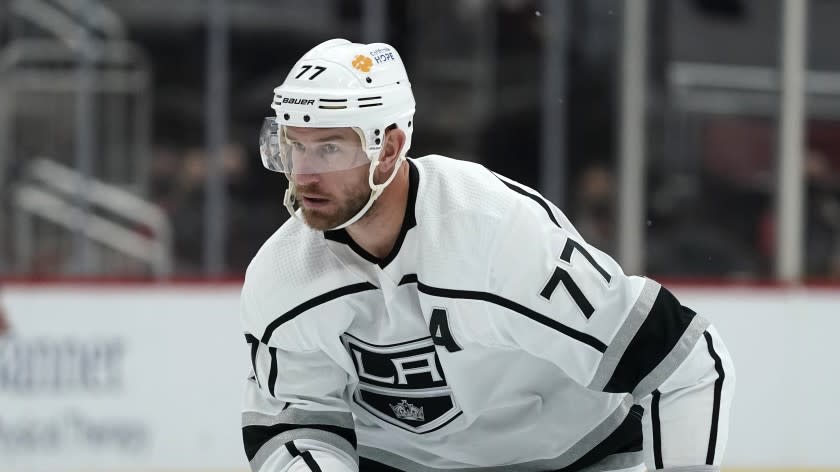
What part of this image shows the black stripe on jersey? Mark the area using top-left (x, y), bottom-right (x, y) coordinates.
top-left (399, 275), bottom-right (607, 352)
top-left (562, 404), bottom-right (643, 471)
top-left (261, 282), bottom-right (379, 343)
top-left (323, 229), bottom-right (381, 265)
top-left (301, 451), bottom-right (322, 472)
top-left (359, 457), bottom-right (404, 472)
top-left (286, 440), bottom-right (301, 456)
top-left (651, 389), bottom-right (663, 469)
top-left (491, 171), bottom-right (561, 228)
top-left (286, 441), bottom-right (324, 472)
top-left (399, 274), bottom-right (419, 285)
top-left (245, 334), bottom-right (261, 388)
top-left (343, 331), bottom-right (431, 348)
top-left (603, 286), bottom-right (697, 393)
top-left (379, 160), bottom-right (419, 268)
top-left (704, 331), bottom-right (725, 465)
top-left (242, 423), bottom-right (357, 461)
top-left (268, 346), bottom-right (279, 397)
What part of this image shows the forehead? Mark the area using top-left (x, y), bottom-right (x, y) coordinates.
top-left (285, 126), bottom-right (359, 142)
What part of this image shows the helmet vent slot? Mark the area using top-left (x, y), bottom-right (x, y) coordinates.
top-left (358, 96), bottom-right (383, 108)
top-left (319, 98), bottom-right (348, 110)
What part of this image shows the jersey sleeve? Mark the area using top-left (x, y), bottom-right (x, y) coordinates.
top-left (240, 289), bottom-right (358, 472)
top-left (487, 198), bottom-right (735, 471)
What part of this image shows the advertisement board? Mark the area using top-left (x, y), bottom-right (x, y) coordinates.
top-left (1, 282), bottom-right (839, 471)
top-left (0, 284), bottom-right (248, 472)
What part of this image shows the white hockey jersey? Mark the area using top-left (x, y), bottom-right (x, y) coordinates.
top-left (240, 156), bottom-right (735, 472)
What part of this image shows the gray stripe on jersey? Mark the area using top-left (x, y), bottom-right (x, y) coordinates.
top-left (358, 396), bottom-right (636, 472)
top-left (250, 427), bottom-right (359, 472)
top-left (578, 451), bottom-right (643, 472)
top-left (588, 278), bottom-right (661, 391)
top-left (242, 408), bottom-right (355, 429)
top-left (659, 467), bottom-right (720, 472)
top-left (632, 315), bottom-right (711, 400)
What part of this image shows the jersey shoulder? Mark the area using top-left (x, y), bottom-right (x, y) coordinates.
top-left (411, 154), bottom-right (574, 231)
top-left (241, 218), bottom-right (358, 348)
top-left (411, 154), bottom-right (517, 224)
top-left (409, 155), bottom-right (569, 288)
top-left (411, 154), bottom-right (583, 241)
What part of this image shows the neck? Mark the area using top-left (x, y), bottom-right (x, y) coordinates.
top-left (345, 162), bottom-right (410, 259)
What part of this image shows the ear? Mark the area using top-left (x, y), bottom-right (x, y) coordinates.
top-left (373, 127), bottom-right (407, 183)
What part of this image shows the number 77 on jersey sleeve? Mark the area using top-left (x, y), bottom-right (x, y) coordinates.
top-left (540, 238), bottom-right (612, 320)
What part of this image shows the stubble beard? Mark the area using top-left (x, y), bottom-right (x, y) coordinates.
top-left (299, 183), bottom-right (372, 231)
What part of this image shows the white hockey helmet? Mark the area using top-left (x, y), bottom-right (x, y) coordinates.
top-left (259, 38), bottom-right (416, 229)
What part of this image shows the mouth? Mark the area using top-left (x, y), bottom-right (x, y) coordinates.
top-left (301, 195), bottom-right (330, 208)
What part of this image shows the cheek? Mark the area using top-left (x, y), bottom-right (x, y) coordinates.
top-left (340, 166), bottom-right (370, 191)
top-left (315, 168), bottom-right (367, 201)
top-left (355, 165), bottom-right (371, 186)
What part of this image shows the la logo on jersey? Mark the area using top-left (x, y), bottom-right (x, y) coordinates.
top-left (342, 334), bottom-right (462, 434)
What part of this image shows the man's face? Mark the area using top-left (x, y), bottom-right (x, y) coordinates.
top-left (285, 126), bottom-right (371, 230)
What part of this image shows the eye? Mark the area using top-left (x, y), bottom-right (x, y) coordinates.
top-left (322, 143), bottom-right (340, 154)
top-left (291, 141), bottom-right (305, 152)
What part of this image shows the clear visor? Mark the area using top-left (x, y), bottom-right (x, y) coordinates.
top-left (259, 117), bottom-right (370, 174)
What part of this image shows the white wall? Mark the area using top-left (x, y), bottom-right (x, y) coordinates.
top-left (672, 286), bottom-right (840, 468)
top-left (1, 283), bottom-right (837, 471)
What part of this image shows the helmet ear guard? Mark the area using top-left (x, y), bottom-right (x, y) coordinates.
top-left (268, 39), bottom-right (416, 230)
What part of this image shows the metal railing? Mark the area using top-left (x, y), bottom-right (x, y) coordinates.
top-left (667, 59), bottom-right (840, 276)
top-left (0, 37), bottom-right (152, 274)
top-left (13, 158), bottom-right (173, 277)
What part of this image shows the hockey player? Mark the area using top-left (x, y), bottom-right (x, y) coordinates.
top-left (241, 39), bottom-right (735, 472)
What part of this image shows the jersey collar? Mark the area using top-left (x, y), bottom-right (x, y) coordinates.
top-left (324, 159), bottom-right (419, 269)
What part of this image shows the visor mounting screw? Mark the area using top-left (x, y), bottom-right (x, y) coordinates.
top-left (375, 138), bottom-right (381, 145)
top-left (365, 77), bottom-right (372, 83)
top-left (303, 115), bottom-right (311, 122)
top-left (283, 113), bottom-right (290, 120)
top-left (374, 129), bottom-right (380, 136)
top-left (408, 120), bottom-right (412, 127)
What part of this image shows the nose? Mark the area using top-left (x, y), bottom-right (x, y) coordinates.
top-left (293, 170), bottom-right (321, 187)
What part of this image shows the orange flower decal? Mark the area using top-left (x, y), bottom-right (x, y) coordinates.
top-left (352, 54), bottom-right (373, 73)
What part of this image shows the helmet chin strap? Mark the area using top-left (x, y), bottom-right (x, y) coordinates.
top-left (283, 156), bottom-right (405, 231)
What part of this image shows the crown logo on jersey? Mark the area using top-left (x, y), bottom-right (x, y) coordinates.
top-left (389, 399), bottom-right (425, 422)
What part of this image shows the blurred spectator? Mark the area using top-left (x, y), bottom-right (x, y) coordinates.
top-left (572, 162), bottom-right (617, 254)
top-left (150, 143), bottom-right (282, 274)
top-left (803, 150), bottom-right (840, 277)
top-left (646, 172), bottom-right (760, 278)
top-left (478, 0), bottom-right (619, 198)
top-left (757, 149), bottom-right (840, 278)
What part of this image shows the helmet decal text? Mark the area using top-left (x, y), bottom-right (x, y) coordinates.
top-left (295, 65), bottom-right (327, 80)
top-left (281, 97), bottom-right (315, 106)
top-left (369, 47), bottom-right (396, 65)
